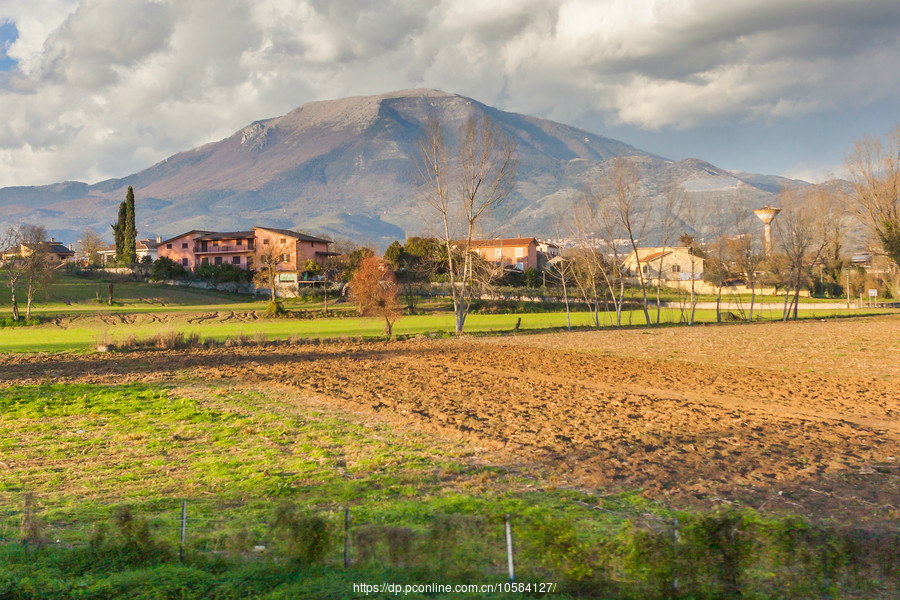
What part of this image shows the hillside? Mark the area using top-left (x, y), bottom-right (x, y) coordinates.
top-left (0, 89), bottom-right (806, 247)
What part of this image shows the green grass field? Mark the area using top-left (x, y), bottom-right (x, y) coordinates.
top-left (0, 274), bottom-right (893, 353)
top-left (2, 381), bottom-right (897, 599)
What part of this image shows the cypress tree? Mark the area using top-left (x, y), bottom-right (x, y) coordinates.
top-left (112, 201), bottom-right (127, 264)
top-left (122, 186), bottom-right (137, 265)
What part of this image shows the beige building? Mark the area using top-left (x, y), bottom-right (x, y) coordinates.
top-left (623, 247), bottom-right (704, 283)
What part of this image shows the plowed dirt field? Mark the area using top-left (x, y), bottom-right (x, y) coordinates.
top-left (3, 315), bottom-right (899, 523)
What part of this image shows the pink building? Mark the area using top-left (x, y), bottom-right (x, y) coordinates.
top-left (155, 227), bottom-right (333, 274)
top-left (466, 238), bottom-right (542, 271)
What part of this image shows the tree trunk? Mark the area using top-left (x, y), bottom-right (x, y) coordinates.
top-left (562, 278), bottom-right (571, 330)
top-left (108, 283), bottom-right (114, 306)
top-left (10, 286), bottom-right (19, 321)
top-left (716, 283), bottom-right (723, 323)
top-left (749, 279), bottom-right (756, 322)
top-left (782, 281), bottom-right (792, 321)
top-left (655, 280), bottom-right (662, 325)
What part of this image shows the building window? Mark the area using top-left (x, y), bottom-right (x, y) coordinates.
top-left (642, 265), bottom-right (650, 275)
top-left (263, 239), bottom-right (269, 245)
top-left (181, 242), bottom-right (187, 249)
top-left (247, 257), bottom-right (253, 269)
top-left (202, 257), bottom-right (209, 265)
top-left (232, 256), bottom-right (241, 265)
top-left (236, 239), bottom-right (242, 246)
top-left (280, 238), bottom-right (286, 243)
top-left (494, 248), bottom-right (502, 259)
top-left (281, 253), bottom-right (291, 263)
top-left (671, 264), bottom-right (681, 273)
top-left (514, 247), bottom-right (524, 258)
top-left (181, 258), bottom-right (188, 267)
top-left (215, 256), bottom-right (222, 265)
top-left (166, 243), bottom-right (172, 249)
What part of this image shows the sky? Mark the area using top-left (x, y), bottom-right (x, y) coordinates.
top-left (1, 0), bottom-right (899, 188)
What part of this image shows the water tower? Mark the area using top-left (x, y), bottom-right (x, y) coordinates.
top-left (753, 205), bottom-right (781, 255)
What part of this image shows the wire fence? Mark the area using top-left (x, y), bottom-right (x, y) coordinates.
top-left (2, 495), bottom-right (899, 599)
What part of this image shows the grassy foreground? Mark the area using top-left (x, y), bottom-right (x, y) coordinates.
top-left (1, 382), bottom-right (899, 599)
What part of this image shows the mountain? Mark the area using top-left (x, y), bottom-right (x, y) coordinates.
top-left (0, 89), bottom-right (809, 248)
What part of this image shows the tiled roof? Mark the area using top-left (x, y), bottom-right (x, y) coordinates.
top-left (463, 238), bottom-right (538, 247)
top-left (194, 231), bottom-right (255, 241)
top-left (153, 230), bottom-right (212, 248)
top-left (252, 226), bottom-right (332, 244)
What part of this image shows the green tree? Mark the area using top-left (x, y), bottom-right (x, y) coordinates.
top-left (112, 201), bottom-right (126, 264)
top-left (122, 186), bottom-right (137, 265)
top-left (383, 241), bottom-right (405, 269)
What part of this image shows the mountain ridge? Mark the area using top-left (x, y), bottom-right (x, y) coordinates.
top-left (0, 89), bottom-right (809, 247)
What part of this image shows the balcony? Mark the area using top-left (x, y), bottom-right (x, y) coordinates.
top-left (194, 244), bottom-right (254, 254)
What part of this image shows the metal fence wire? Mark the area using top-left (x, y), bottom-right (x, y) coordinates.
top-left (1, 496), bottom-right (899, 599)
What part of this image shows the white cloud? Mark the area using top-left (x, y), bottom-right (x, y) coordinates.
top-left (1, 0), bottom-right (900, 185)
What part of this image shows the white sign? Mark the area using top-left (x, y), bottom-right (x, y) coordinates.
top-left (278, 273), bottom-right (297, 283)
top-left (868, 289), bottom-right (878, 297)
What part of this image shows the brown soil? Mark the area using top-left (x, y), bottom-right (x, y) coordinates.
top-left (3, 315), bottom-right (899, 523)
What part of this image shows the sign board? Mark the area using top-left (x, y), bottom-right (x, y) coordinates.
top-left (278, 273), bottom-right (297, 283)
top-left (868, 289), bottom-right (878, 297)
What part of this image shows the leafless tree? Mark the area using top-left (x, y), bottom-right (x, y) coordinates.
top-left (76, 227), bottom-right (105, 268)
top-left (22, 225), bottom-right (55, 320)
top-left (416, 115), bottom-right (518, 334)
top-left (844, 125), bottom-right (900, 272)
top-left (605, 157), bottom-right (652, 325)
top-left (702, 194), bottom-right (742, 323)
top-left (253, 239), bottom-right (294, 302)
top-left (726, 211), bottom-right (766, 321)
top-left (567, 187), bottom-right (624, 327)
top-left (774, 185), bottom-right (831, 320)
top-left (674, 193), bottom-right (709, 325)
top-left (1, 225), bottom-right (25, 321)
top-left (653, 178), bottom-right (684, 324)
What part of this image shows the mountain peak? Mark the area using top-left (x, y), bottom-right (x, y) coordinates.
top-left (0, 89), bottom-right (813, 247)
top-left (270, 88), bottom-right (461, 134)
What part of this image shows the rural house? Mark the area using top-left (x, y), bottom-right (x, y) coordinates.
top-left (155, 226), bottom-right (334, 276)
top-left (465, 237), bottom-right (559, 271)
top-left (98, 238), bottom-right (159, 266)
top-left (623, 247), bottom-right (704, 283)
top-left (2, 238), bottom-right (75, 263)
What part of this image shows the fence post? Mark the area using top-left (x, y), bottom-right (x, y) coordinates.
top-left (672, 516), bottom-right (679, 597)
top-left (179, 500), bottom-right (187, 563)
top-left (343, 508), bottom-right (350, 568)
top-left (505, 514), bottom-right (515, 582)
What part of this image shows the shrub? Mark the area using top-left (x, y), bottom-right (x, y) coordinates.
top-left (270, 503), bottom-right (334, 566)
top-left (150, 257), bottom-right (187, 281)
top-left (264, 301), bottom-right (287, 318)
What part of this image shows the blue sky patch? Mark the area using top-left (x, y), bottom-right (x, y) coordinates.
top-left (0, 21), bottom-right (19, 71)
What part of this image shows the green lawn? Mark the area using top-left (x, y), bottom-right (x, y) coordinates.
top-left (0, 273), bottom-right (893, 352)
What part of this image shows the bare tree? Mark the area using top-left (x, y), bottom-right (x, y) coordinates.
top-left (568, 187), bottom-right (626, 327)
top-left (1, 225), bottom-right (25, 321)
top-left (350, 255), bottom-right (402, 336)
top-left (654, 178), bottom-right (684, 324)
top-left (606, 157), bottom-right (652, 325)
top-left (253, 239), bottom-right (294, 302)
top-left (774, 185), bottom-right (830, 320)
top-left (727, 213), bottom-right (765, 321)
top-left (76, 227), bottom-right (105, 268)
top-left (416, 115), bottom-right (518, 334)
top-left (5, 224), bottom-right (55, 321)
top-left (844, 125), bottom-right (900, 270)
